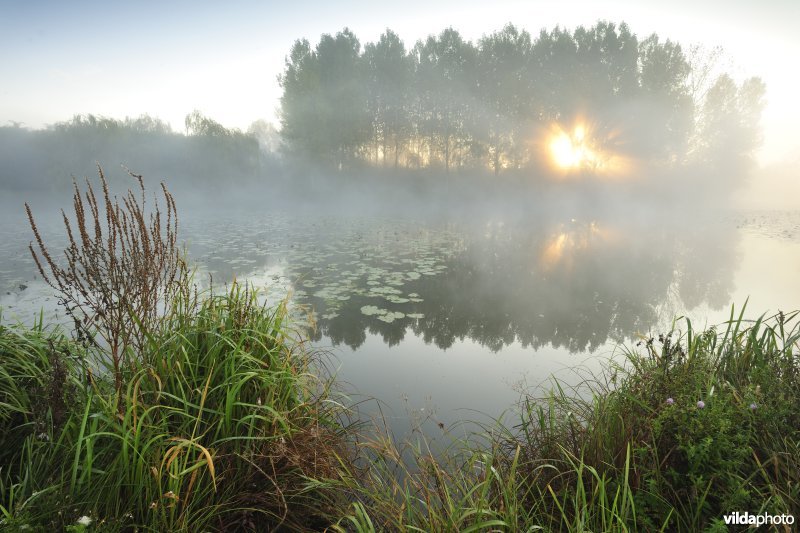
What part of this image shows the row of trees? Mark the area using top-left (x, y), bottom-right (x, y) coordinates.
top-left (279, 22), bottom-right (764, 175)
top-left (0, 112), bottom-right (280, 191)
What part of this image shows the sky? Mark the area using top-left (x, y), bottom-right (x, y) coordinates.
top-left (1, 0), bottom-right (798, 166)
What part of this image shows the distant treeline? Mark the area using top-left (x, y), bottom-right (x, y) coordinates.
top-left (279, 22), bottom-right (765, 174)
top-left (0, 113), bottom-right (279, 192)
top-left (0, 20), bottom-right (766, 193)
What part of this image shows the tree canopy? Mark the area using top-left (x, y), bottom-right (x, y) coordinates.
top-left (279, 22), bottom-right (764, 176)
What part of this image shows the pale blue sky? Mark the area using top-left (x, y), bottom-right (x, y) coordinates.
top-left (1, 0), bottom-right (798, 163)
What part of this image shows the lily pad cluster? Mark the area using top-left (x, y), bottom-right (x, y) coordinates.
top-left (177, 214), bottom-right (465, 331)
top-left (0, 211), bottom-right (464, 333)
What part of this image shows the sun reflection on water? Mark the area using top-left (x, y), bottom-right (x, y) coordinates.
top-left (539, 221), bottom-right (620, 271)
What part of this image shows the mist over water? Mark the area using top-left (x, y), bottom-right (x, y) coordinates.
top-left (2, 20), bottom-right (798, 438)
top-left (3, 202), bottom-right (798, 438)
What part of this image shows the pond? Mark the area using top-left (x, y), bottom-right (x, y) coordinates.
top-left (2, 204), bottom-right (799, 439)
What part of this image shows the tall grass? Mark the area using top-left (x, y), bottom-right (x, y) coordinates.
top-left (3, 170), bottom-right (359, 530)
top-left (1, 285), bottom-right (353, 531)
top-left (506, 306), bottom-right (800, 531)
top-left (3, 297), bottom-right (798, 531)
top-left (0, 311), bottom-right (85, 527)
top-left (328, 306), bottom-right (799, 532)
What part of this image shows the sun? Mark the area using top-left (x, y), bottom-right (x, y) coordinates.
top-left (549, 124), bottom-right (598, 170)
top-left (550, 133), bottom-right (576, 168)
top-left (541, 121), bottom-right (637, 179)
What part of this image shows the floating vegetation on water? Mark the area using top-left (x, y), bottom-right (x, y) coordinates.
top-left (3, 212), bottom-right (466, 336)
top-left (313, 288), bottom-right (339, 299)
top-left (369, 286), bottom-right (404, 296)
top-left (377, 311), bottom-right (405, 323)
top-left (360, 305), bottom-right (386, 316)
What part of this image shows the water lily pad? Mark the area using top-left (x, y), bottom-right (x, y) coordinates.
top-left (377, 311), bottom-right (405, 323)
top-left (313, 288), bottom-right (336, 299)
top-left (369, 286), bottom-right (403, 296)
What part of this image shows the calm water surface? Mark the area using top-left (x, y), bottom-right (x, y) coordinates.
top-left (2, 207), bottom-right (799, 437)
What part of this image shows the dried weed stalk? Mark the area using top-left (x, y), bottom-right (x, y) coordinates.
top-left (26, 165), bottom-right (182, 394)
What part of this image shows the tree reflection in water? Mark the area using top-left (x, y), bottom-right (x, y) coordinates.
top-left (297, 212), bottom-right (738, 353)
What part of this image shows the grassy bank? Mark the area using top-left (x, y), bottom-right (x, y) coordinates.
top-left (331, 307), bottom-right (800, 532)
top-left (3, 301), bottom-right (797, 531)
top-left (0, 285), bottom-right (352, 531)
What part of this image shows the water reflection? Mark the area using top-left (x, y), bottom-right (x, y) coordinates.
top-left (0, 209), bottom-right (740, 354)
top-left (285, 214), bottom-right (739, 353)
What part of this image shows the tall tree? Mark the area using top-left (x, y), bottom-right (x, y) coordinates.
top-left (573, 22), bottom-right (639, 105)
top-left (364, 30), bottom-right (413, 168)
top-left (531, 26), bottom-right (579, 120)
top-left (413, 28), bottom-right (477, 172)
top-left (279, 38), bottom-right (319, 156)
top-left (695, 74), bottom-right (765, 170)
top-left (279, 30), bottom-right (370, 168)
top-left (636, 35), bottom-right (693, 161)
top-left (476, 24), bottom-right (534, 174)
top-left (316, 29), bottom-right (370, 168)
